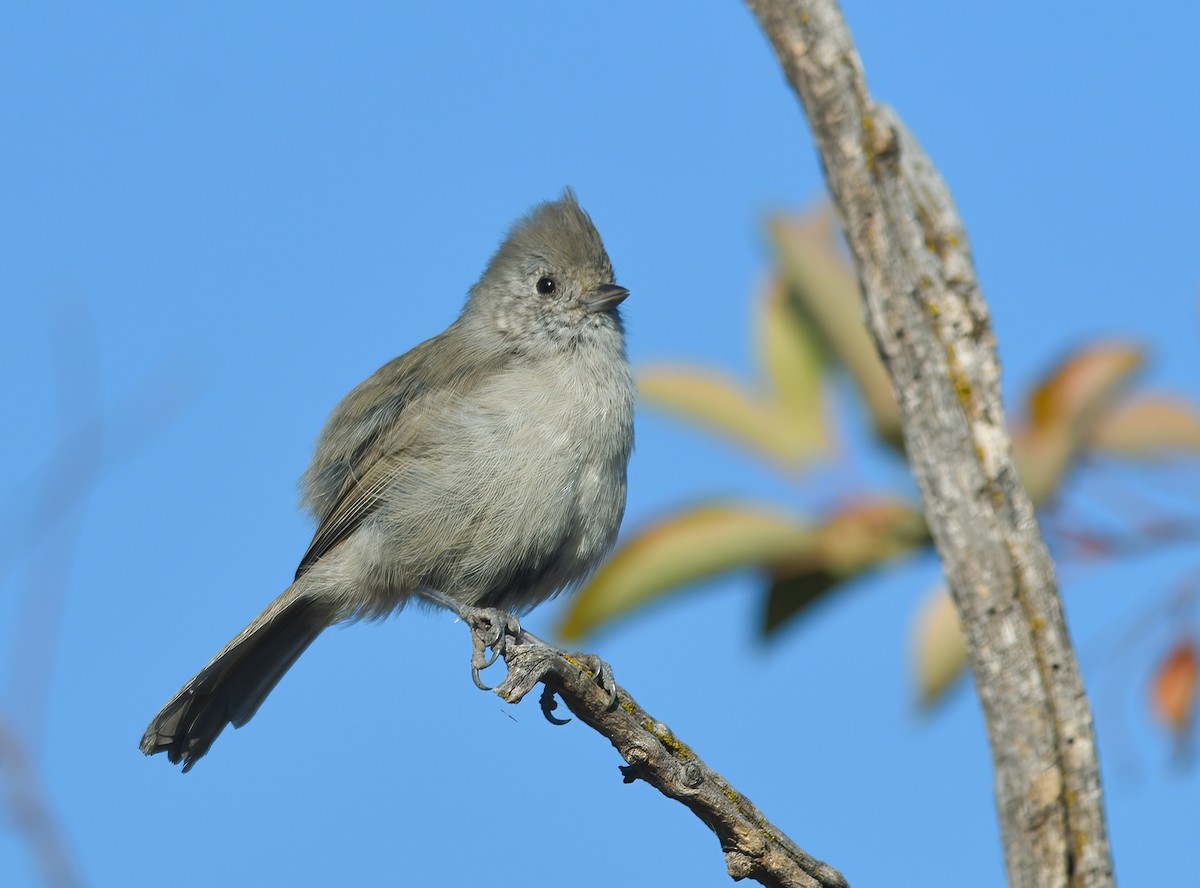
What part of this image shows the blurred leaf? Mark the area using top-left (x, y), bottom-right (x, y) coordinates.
top-left (911, 587), bottom-right (968, 708)
top-left (763, 500), bottom-right (929, 635)
top-left (756, 277), bottom-right (827, 453)
top-left (768, 209), bottom-right (902, 450)
top-left (639, 366), bottom-right (819, 466)
top-left (1089, 396), bottom-right (1200, 459)
top-left (762, 567), bottom-right (842, 636)
top-left (1014, 342), bottom-right (1144, 503)
top-left (1150, 637), bottom-right (1198, 734)
top-left (559, 504), bottom-right (812, 641)
top-left (1027, 342), bottom-right (1144, 430)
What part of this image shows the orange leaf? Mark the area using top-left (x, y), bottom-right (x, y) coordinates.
top-left (1027, 342), bottom-right (1143, 432)
top-left (1014, 342), bottom-right (1144, 502)
top-left (1150, 638), bottom-right (1198, 734)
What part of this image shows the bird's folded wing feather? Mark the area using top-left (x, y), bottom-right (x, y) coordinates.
top-left (295, 328), bottom-right (509, 578)
top-left (294, 446), bottom-right (409, 578)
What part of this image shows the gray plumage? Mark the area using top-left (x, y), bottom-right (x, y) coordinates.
top-left (140, 190), bottom-right (635, 770)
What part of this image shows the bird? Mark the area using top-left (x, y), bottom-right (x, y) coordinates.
top-left (140, 189), bottom-right (635, 771)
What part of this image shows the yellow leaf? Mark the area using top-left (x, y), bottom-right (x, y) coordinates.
top-left (638, 366), bottom-right (818, 466)
top-left (755, 278), bottom-right (826, 454)
top-left (911, 586), bottom-right (968, 708)
top-left (1089, 396), bottom-right (1200, 458)
top-left (768, 209), bottom-right (902, 449)
top-left (559, 504), bottom-right (812, 640)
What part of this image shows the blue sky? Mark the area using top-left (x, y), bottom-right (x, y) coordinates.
top-left (3, 2), bottom-right (1199, 886)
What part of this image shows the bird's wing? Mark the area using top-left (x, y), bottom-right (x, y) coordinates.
top-left (294, 445), bottom-right (408, 579)
top-left (294, 329), bottom-right (506, 579)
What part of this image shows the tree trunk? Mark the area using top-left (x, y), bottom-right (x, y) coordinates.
top-left (743, 2), bottom-right (1115, 885)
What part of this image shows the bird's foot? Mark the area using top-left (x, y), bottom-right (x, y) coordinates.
top-left (422, 590), bottom-right (618, 719)
top-left (458, 606), bottom-right (522, 691)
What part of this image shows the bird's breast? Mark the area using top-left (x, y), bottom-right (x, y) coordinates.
top-left (437, 346), bottom-right (634, 606)
top-left (358, 341), bottom-right (634, 612)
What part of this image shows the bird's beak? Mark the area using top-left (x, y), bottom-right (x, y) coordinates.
top-left (584, 283), bottom-right (630, 314)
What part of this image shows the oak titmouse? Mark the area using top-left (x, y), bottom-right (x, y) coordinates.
top-left (141, 190), bottom-right (634, 770)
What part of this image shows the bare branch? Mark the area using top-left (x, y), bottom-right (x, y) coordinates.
top-left (743, 1), bottom-right (1114, 885)
top-left (0, 711), bottom-right (81, 888)
top-left (1, 304), bottom-right (199, 886)
top-left (486, 629), bottom-right (848, 888)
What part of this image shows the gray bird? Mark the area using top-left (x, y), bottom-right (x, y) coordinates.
top-left (140, 190), bottom-right (634, 770)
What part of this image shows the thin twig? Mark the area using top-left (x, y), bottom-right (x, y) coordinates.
top-left (0, 710), bottom-right (81, 888)
top-left (484, 628), bottom-right (848, 888)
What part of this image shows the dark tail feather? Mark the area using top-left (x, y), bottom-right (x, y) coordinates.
top-left (140, 590), bottom-right (327, 772)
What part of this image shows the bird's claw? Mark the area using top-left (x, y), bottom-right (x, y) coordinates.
top-left (571, 652), bottom-right (618, 711)
top-left (539, 686), bottom-right (571, 725)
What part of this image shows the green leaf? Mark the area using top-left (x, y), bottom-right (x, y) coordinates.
top-left (559, 504), bottom-right (812, 640)
top-left (638, 366), bottom-right (819, 467)
top-left (763, 569), bottom-right (842, 637)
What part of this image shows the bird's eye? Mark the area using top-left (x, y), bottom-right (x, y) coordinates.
top-left (536, 276), bottom-right (556, 295)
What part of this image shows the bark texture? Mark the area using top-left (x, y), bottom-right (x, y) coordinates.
top-left (742, 2), bottom-right (1114, 885)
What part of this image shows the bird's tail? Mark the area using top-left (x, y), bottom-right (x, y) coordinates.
top-left (140, 588), bottom-right (328, 771)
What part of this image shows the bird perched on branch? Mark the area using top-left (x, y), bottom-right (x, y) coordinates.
top-left (141, 190), bottom-right (634, 771)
